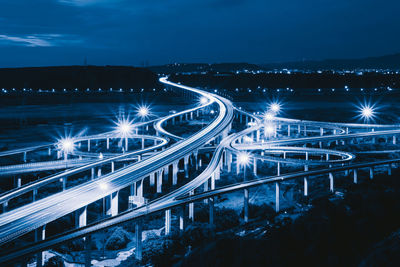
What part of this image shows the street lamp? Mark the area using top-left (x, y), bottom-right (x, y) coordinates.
top-left (115, 119), bottom-right (133, 152)
top-left (264, 112), bottom-right (274, 121)
top-left (238, 152), bottom-right (251, 181)
top-left (270, 103), bottom-right (281, 113)
top-left (137, 106), bottom-right (149, 118)
top-left (57, 137), bottom-right (75, 161)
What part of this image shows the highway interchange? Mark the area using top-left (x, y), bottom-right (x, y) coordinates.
top-left (0, 77), bottom-right (399, 265)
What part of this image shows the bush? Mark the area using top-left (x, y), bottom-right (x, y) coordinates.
top-left (44, 255), bottom-right (64, 267)
top-left (182, 222), bottom-right (215, 247)
top-left (105, 227), bottom-right (130, 250)
top-left (214, 208), bottom-right (240, 231)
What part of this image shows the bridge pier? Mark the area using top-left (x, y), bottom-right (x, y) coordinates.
top-left (84, 234), bottom-right (92, 267)
top-left (141, 138), bottom-right (145, 150)
top-left (157, 170), bottom-right (163, 193)
top-left (91, 168), bottom-right (95, 179)
top-left (369, 167), bottom-right (374, 179)
top-left (75, 206), bottom-right (87, 228)
top-left (17, 177), bottom-right (21, 188)
top-left (189, 190), bottom-right (194, 222)
top-left (137, 180), bottom-right (143, 198)
top-left (203, 180), bottom-right (209, 204)
top-left (184, 155), bottom-right (189, 178)
top-left (393, 136), bottom-right (397, 145)
top-left (150, 172), bottom-right (155, 186)
top-left (303, 125), bottom-right (307, 136)
top-left (111, 161), bottom-right (114, 173)
top-left (209, 196), bottom-right (214, 225)
top-left (165, 209), bottom-right (171, 235)
top-left (106, 138), bottom-right (109, 150)
top-left (135, 220), bottom-right (143, 261)
top-left (61, 176), bottom-right (67, 190)
top-left (304, 177), bottom-right (308, 196)
top-left (320, 127), bottom-right (324, 136)
top-left (88, 139), bottom-right (90, 152)
top-left (275, 182), bottom-right (280, 213)
top-left (179, 205), bottom-right (187, 231)
top-left (35, 225), bottom-right (46, 267)
top-left (33, 188), bottom-right (38, 202)
top-left (253, 158), bottom-right (257, 175)
top-left (23, 151), bottom-right (27, 163)
top-left (329, 172), bottom-right (334, 192)
top-left (353, 169), bottom-right (358, 184)
top-left (172, 162), bottom-right (178, 185)
top-left (277, 162), bottom-right (281, 176)
top-left (110, 191), bottom-right (119, 216)
top-left (243, 188), bottom-right (249, 223)
top-left (388, 164), bottom-right (392, 175)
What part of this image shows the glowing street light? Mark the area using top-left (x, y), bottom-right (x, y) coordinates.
top-left (57, 137), bottom-right (75, 160)
top-left (361, 106), bottom-right (374, 119)
top-left (238, 152), bottom-right (250, 166)
top-left (269, 102), bottom-right (281, 113)
top-left (265, 124), bottom-right (275, 137)
top-left (115, 119), bottom-right (133, 152)
top-left (137, 106), bottom-right (149, 118)
top-left (264, 112), bottom-right (274, 121)
top-left (200, 97), bottom-right (208, 105)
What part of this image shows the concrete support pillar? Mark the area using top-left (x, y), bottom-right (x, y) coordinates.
top-left (97, 168), bottom-right (102, 177)
top-left (135, 220), bottom-right (143, 261)
top-left (111, 161), bottom-right (114, 173)
top-left (35, 225), bottom-right (46, 267)
top-left (288, 125), bottom-right (291, 137)
top-left (304, 177), bottom-right (308, 196)
top-left (48, 147), bottom-right (51, 156)
top-left (189, 190), bottom-right (194, 221)
top-left (303, 125), bottom-right (307, 136)
top-left (137, 180), bottom-right (143, 197)
top-left (256, 130), bottom-right (260, 142)
top-left (203, 180), bottom-right (209, 204)
top-left (329, 172), bottom-right (334, 192)
top-left (106, 138), bottom-right (109, 150)
top-left (165, 209), bottom-right (171, 235)
top-left (172, 162), bottom-right (178, 185)
top-left (184, 156), bottom-right (189, 178)
top-left (369, 167), bottom-right (374, 179)
top-left (305, 152), bottom-right (309, 161)
top-left (84, 235), bottom-right (92, 267)
top-left (23, 152), bottom-right (27, 163)
top-left (75, 206), bottom-right (87, 228)
top-left (227, 151), bottom-right (232, 173)
top-left (243, 188), bottom-right (249, 223)
top-left (141, 138), bottom-right (145, 150)
top-left (346, 127), bottom-right (349, 134)
top-left (149, 172), bottom-right (155, 186)
top-left (87, 139), bottom-right (90, 152)
top-left (277, 162), bottom-right (281, 176)
top-left (209, 196), bottom-right (214, 225)
top-left (91, 168), bottom-right (95, 179)
top-left (164, 166), bottom-right (169, 181)
top-left (157, 170), bottom-right (163, 193)
top-left (61, 177), bottom-right (67, 190)
top-left (17, 177), bottom-right (22, 188)
top-left (320, 127), bottom-right (324, 136)
top-left (388, 164), bottom-right (392, 176)
top-left (353, 169), bottom-right (358, 184)
top-left (179, 205), bottom-right (187, 231)
top-left (298, 124), bottom-right (301, 134)
top-left (2, 201), bottom-right (8, 213)
top-left (393, 136), bottom-right (397, 145)
top-left (275, 182), bottom-right (280, 213)
top-left (109, 191), bottom-right (119, 216)
top-left (33, 189), bottom-right (38, 202)
top-left (253, 158), bottom-right (257, 175)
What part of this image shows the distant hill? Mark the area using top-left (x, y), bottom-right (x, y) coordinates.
top-left (262, 53), bottom-right (400, 70)
top-left (0, 66), bottom-right (159, 89)
top-left (148, 63), bottom-right (262, 74)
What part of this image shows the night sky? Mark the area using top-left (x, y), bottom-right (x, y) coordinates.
top-left (0, 0), bottom-right (399, 67)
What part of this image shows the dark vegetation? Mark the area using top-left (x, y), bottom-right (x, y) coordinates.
top-left (177, 169), bottom-right (400, 267)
